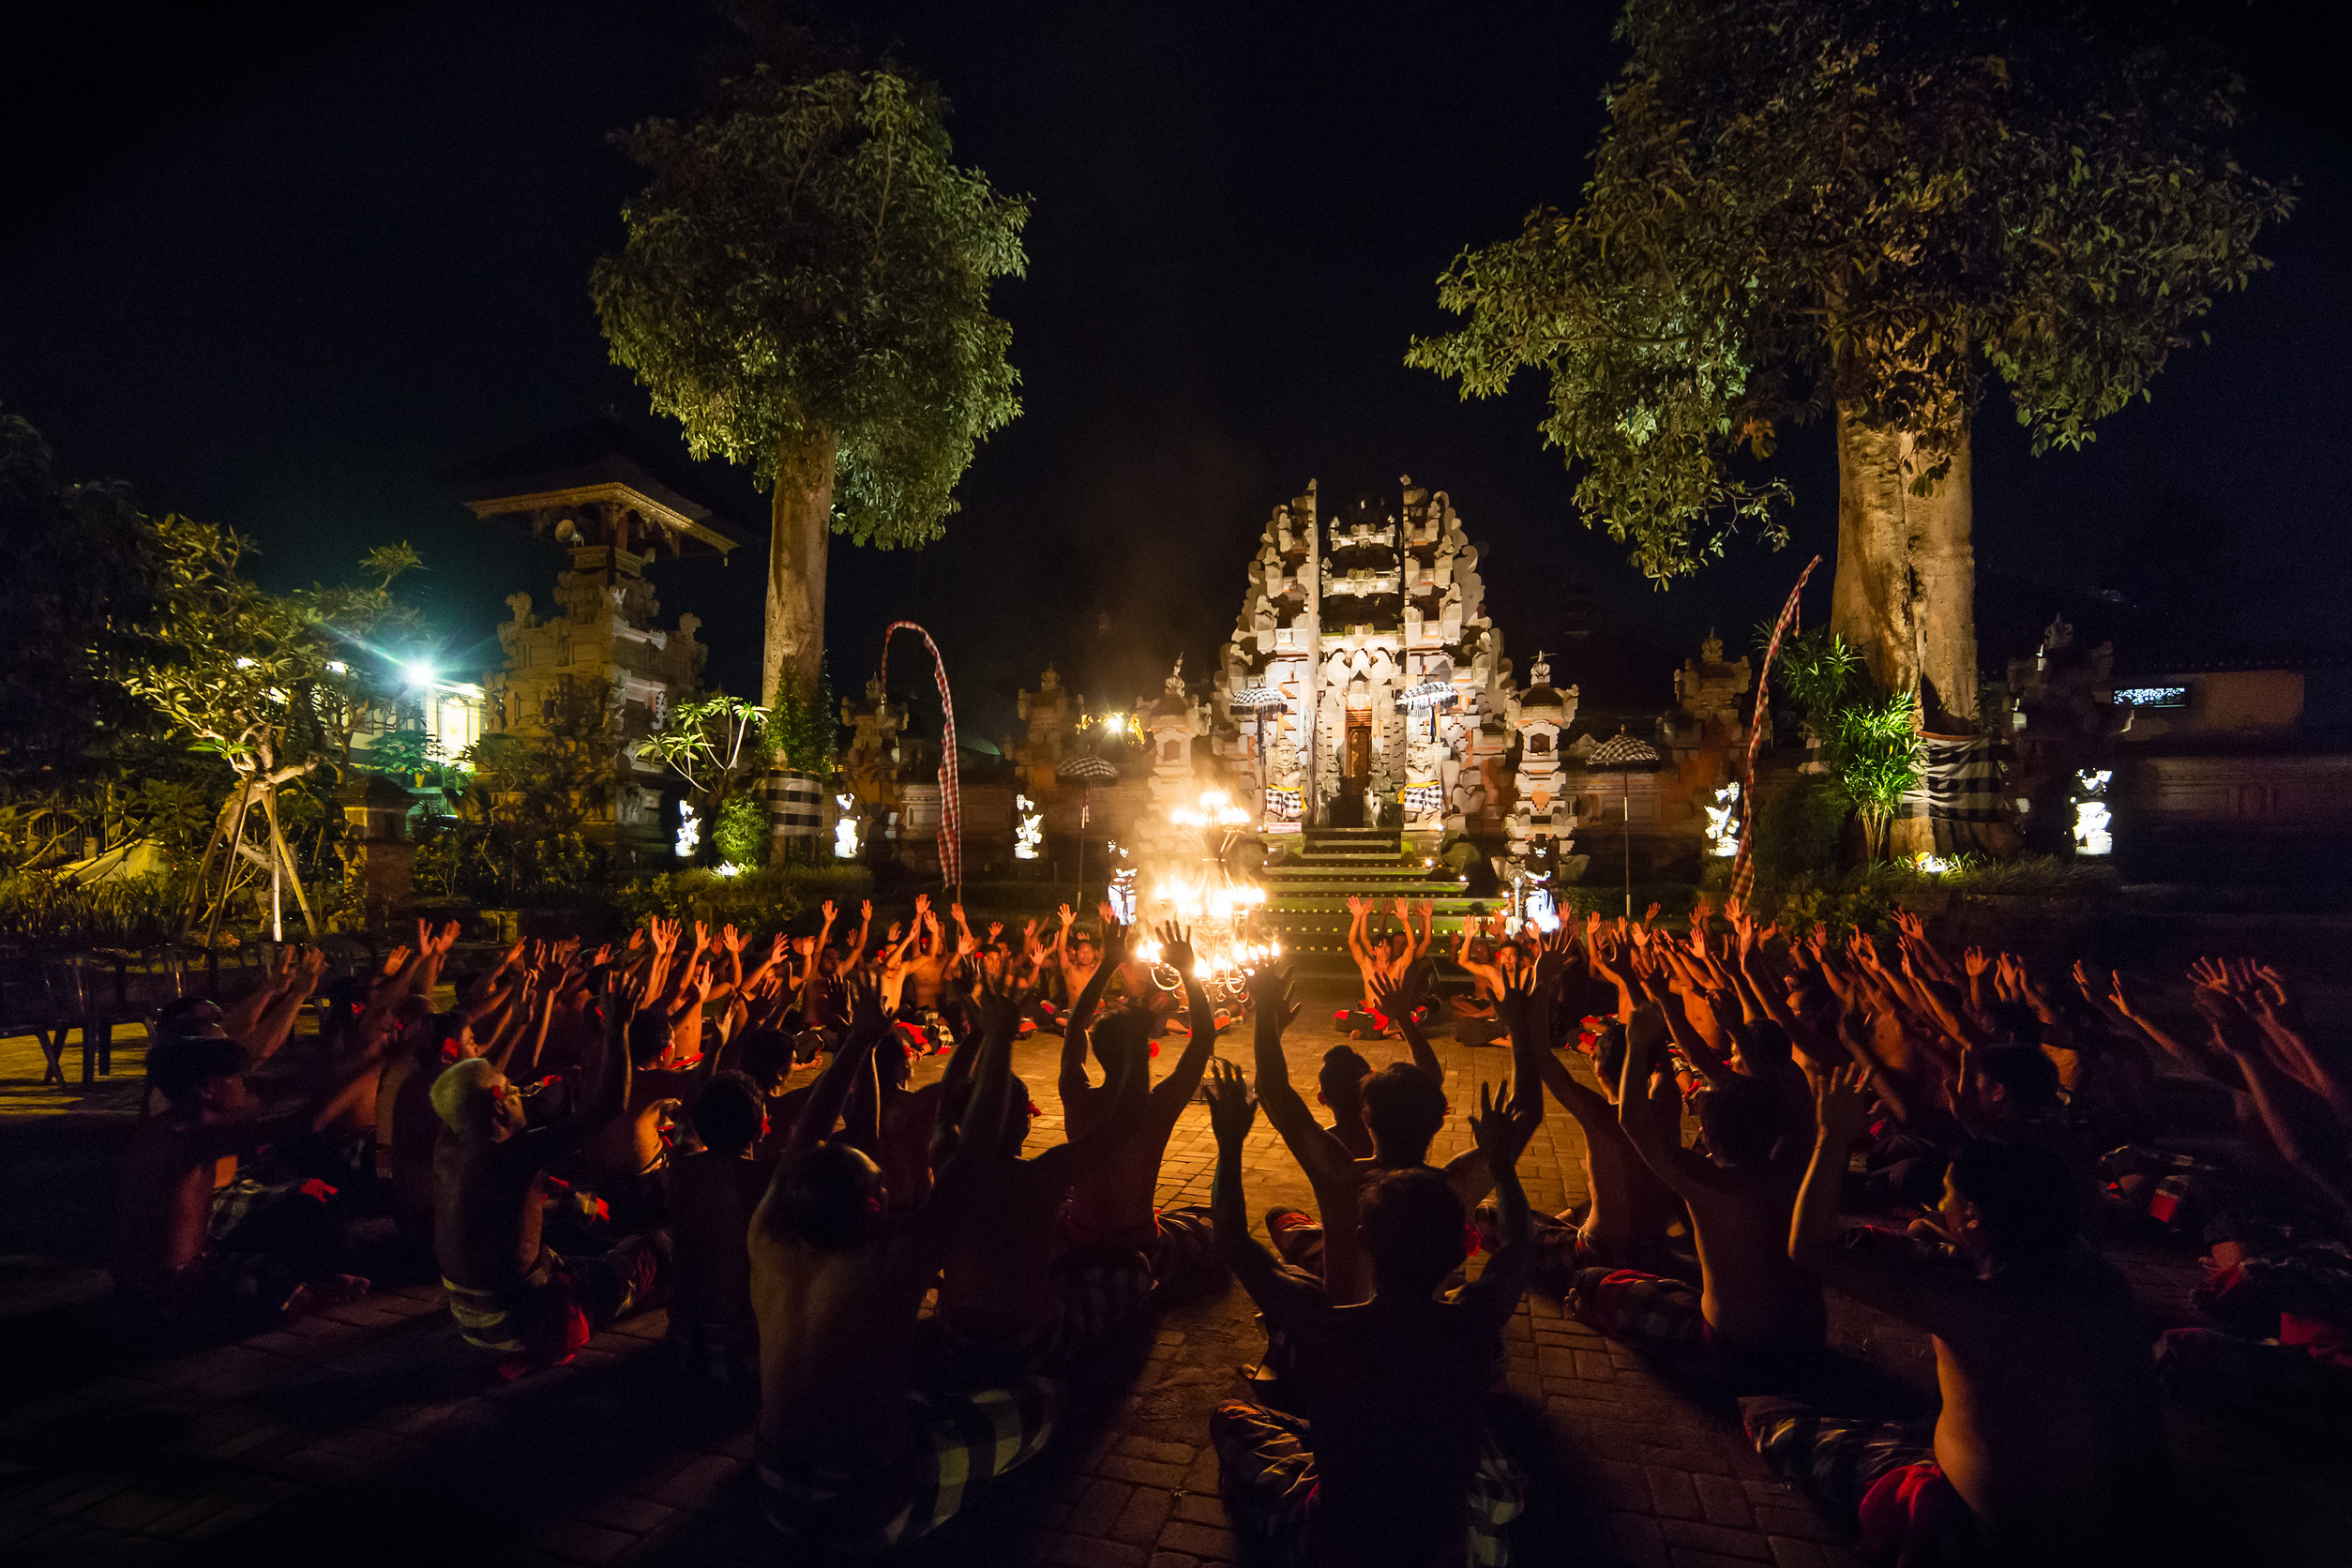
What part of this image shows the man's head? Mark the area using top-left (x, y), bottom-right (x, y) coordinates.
top-left (1983, 1003), bottom-right (2042, 1047)
top-left (693, 1071), bottom-right (766, 1155)
top-left (1693, 1075), bottom-right (1782, 1168)
top-left (1317, 1045), bottom-right (1372, 1118)
top-left (627, 1011), bottom-right (672, 1070)
top-left (1359, 1167), bottom-right (1468, 1298)
top-left (1382, 930), bottom-right (1409, 961)
top-left (734, 1028), bottom-right (792, 1095)
top-left (1974, 1042), bottom-right (2061, 1117)
top-left (1784, 973), bottom-right (1832, 1021)
top-left (1361, 1063), bottom-right (1447, 1167)
top-left (1071, 930), bottom-right (1097, 964)
top-left (149, 1036), bottom-right (248, 1114)
top-left (774, 1140), bottom-right (886, 1249)
top-left (430, 1056), bottom-right (525, 1142)
top-left (1943, 1138), bottom-right (2077, 1276)
top-left (425, 1012), bottom-right (475, 1064)
top-left (153, 997), bottom-right (226, 1047)
top-left (1091, 1006), bottom-right (1155, 1072)
top-left (450, 967), bottom-right (492, 1009)
top-left (318, 976), bottom-right (370, 1048)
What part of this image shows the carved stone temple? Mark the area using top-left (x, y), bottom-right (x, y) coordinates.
top-left (1208, 478), bottom-right (1569, 873)
top-left (445, 420), bottom-right (741, 864)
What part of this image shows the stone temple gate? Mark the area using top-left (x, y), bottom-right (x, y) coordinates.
top-left (1209, 478), bottom-right (1565, 866)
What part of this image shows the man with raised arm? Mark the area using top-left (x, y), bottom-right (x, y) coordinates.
top-left (1743, 1066), bottom-right (2169, 1568)
top-left (1249, 963), bottom-right (1491, 1304)
top-left (113, 1020), bottom-right (384, 1334)
top-left (1057, 920), bottom-right (1223, 1289)
top-left (431, 975), bottom-right (667, 1376)
top-left (1338, 896), bottom-right (1435, 1037)
top-left (1477, 959), bottom-right (1683, 1287)
top-left (1570, 974), bottom-right (1823, 1364)
top-left (1205, 1059), bottom-right (1534, 1568)
top-left (936, 1004), bottom-right (1152, 1376)
top-left (750, 973), bottom-right (1056, 1554)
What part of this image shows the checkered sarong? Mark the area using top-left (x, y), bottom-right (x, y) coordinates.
top-left (1209, 1401), bottom-right (1526, 1568)
top-left (756, 1376), bottom-right (1063, 1552)
top-left (1151, 1205), bottom-right (1219, 1294)
top-left (1567, 1268), bottom-right (1708, 1358)
top-left (1741, 1397), bottom-right (1984, 1566)
top-left (941, 1247), bottom-right (1154, 1377)
top-left (1475, 1203), bottom-right (1597, 1297)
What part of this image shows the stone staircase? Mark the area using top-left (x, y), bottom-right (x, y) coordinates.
top-left (1256, 827), bottom-right (1493, 977)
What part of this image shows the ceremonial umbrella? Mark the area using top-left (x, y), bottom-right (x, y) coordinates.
top-left (1056, 752), bottom-right (1121, 894)
top-left (1586, 730), bottom-right (1663, 918)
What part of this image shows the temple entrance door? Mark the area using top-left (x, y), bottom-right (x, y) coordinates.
top-left (1329, 719), bottom-right (1372, 827)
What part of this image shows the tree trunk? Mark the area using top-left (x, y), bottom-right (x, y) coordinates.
top-left (1830, 404), bottom-right (1979, 729)
top-left (764, 428), bottom-right (836, 708)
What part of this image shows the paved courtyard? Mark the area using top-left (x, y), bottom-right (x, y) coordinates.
top-left (1, 981), bottom-right (2345, 1567)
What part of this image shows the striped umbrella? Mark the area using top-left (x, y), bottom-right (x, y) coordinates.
top-left (1586, 730), bottom-right (1662, 918)
top-left (1056, 752), bottom-right (1120, 894)
top-left (880, 623), bottom-right (962, 895)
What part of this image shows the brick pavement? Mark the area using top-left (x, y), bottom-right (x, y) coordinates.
top-left (1, 984), bottom-right (2346, 1566)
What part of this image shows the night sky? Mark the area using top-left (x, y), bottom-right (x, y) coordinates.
top-left (5, 2), bottom-right (2345, 746)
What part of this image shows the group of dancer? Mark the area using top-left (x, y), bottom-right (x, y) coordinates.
top-left (106, 885), bottom-right (2351, 1565)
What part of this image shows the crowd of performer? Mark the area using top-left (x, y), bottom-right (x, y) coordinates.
top-left (107, 885), bottom-right (2352, 1565)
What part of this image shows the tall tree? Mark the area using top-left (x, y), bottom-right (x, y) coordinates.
top-left (592, 65), bottom-right (1029, 706)
top-left (1409, 0), bottom-right (2289, 724)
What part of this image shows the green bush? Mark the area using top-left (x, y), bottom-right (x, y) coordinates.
top-left (0, 871), bottom-right (188, 948)
top-left (615, 863), bottom-right (873, 936)
top-left (714, 795), bottom-right (770, 869)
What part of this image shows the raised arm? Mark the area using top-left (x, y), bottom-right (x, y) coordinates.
top-left (1143, 924), bottom-right (1221, 1129)
top-left (1372, 967), bottom-right (1444, 1088)
top-left (1248, 964), bottom-right (1355, 1185)
top-left (786, 975), bottom-right (885, 1157)
top-left (243, 947), bottom-right (326, 1067)
top-left (1459, 1078), bottom-right (1541, 1335)
top-left (533, 976), bottom-right (636, 1164)
top-left (1203, 1058), bottom-right (1305, 1315)
top-left (916, 975), bottom-right (1021, 1241)
top-left (1615, 1004), bottom-right (1710, 1196)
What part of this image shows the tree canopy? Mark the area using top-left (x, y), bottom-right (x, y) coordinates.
top-left (1407, 0), bottom-right (2293, 586)
top-left (590, 65), bottom-right (1030, 550)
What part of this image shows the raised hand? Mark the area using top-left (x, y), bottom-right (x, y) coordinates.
top-left (1248, 962), bottom-right (1300, 1031)
top-left (821, 899), bottom-right (837, 923)
top-left (1156, 921), bottom-right (1197, 979)
top-left (988, 919), bottom-right (1004, 942)
top-left (1200, 1058), bottom-right (1258, 1150)
top-left (1470, 1078), bottom-right (1540, 1171)
top-left (718, 923), bottom-right (745, 957)
top-left (1346, 894), bottom-right (1365, 916)
top-left (971, 971), bottom-right (1023, 1041)
top-left (1058, 903), bottom-right (1076, 927)
top-left (846, 972), bottom-right (884, 1034)
top-left (914, 893), bottom-right (931, 917)
top-left (1642, 901), bottom-right (1663, 927)
top-left (1962, 945), bottom-right (1991, 979)
top-left (379, 944), bottom-right (411, 977)
top-left (1814, 1063), bottom-right (1874, 1145)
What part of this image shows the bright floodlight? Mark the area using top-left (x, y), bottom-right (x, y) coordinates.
top-left (402, 659), bottom-right (437, 689)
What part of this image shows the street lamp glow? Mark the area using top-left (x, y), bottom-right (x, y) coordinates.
top-left (402, 659), bottom-right (437, 689)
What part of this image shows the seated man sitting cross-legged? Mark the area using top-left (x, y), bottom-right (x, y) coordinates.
top-left (1742, 1065), bottom-right (2171, 1568)
top-left (431, 974), bottom-right (669, 1379)
top-left (1204, 1058), bottom-right (1537, 1568)
top-left (749, 972), bottom-right (1059, 1555)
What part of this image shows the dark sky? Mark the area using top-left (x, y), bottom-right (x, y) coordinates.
top-left (5, 1), bottom-right (2345, 744)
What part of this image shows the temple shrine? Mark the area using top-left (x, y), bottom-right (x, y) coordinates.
top-left (1209, 478), bottom-right (1532, 857)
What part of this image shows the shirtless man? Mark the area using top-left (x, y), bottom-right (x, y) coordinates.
top-left (749, 974), bottom-right (1055, 1554)
top-left (1569, 984), bottom-right (1824, 1364)
top-left (1339, 896), bottom-right (1434, 1037)
top-left (935, 991), bottom-right (1150, 1375)
top-left (1206, 1060), bottom-right (1536, 1568)
top-left (577, 965), bottom-right (723, 1198)
top-left (113, 1033), bottom-right (378, 1333)
top-left (1477, 958), bottom-right (1684, 1287)
top-left (1250, 962), bottom-right (1492, 1305)
top-left (1052, 902), bottom-right (1102, 1007)
top-left (1057, 920), bottom-right (1222, 1289)
top-left (432, 980), bottom-right (666, 1375)
top-left (1745, 1067), bottom-right (2170, 1568)
top-left (663, 1071), bottom-right (777, 1384)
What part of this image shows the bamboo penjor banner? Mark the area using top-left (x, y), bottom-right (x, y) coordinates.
top-left (1729, 555), bottom-right (1822, 908)
top-left (880, 622), bottom-right (962, 892)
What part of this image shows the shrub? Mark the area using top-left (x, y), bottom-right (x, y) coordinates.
top-left (0, 871), bottom-right (188, 948)
top-left (615, 863), bottom-right (873, 937)
top-left (714, 795), bottom-right (770, 869)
